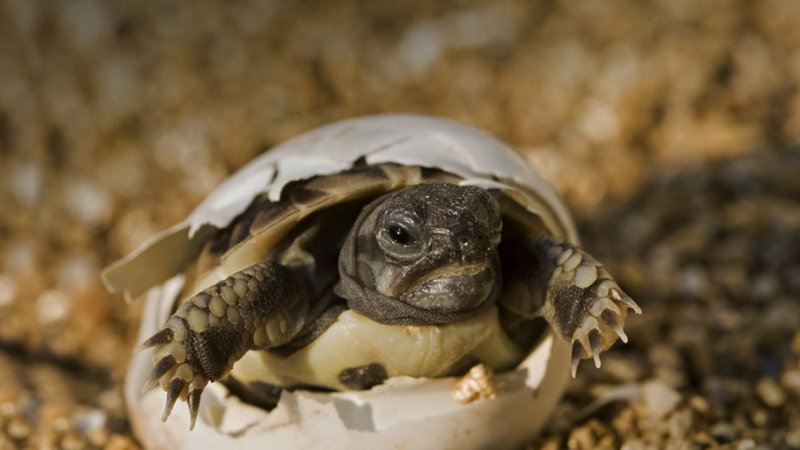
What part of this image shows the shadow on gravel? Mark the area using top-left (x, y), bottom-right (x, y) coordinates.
top-left (535, 150), bottom-right (800, 449)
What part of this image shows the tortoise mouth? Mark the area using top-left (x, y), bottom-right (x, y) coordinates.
top-left (400, 264), bottom-right (497, 314)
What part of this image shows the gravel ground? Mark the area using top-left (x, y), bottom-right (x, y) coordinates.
top-left (1, 1), bottom-right (799, 448)
top-left (533, 150), bottom-right (800, 450)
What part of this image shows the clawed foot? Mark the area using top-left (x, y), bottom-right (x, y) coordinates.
top-left (140, 287), bottom-right (244, 429)
top-left (140, 313), bottom-right (210, 429)
top-left (568, 270), bottom-right (640, 377)
top-left (543, 242), bottom-right (641, 377)
top-left (139, 262), bottom-right (309, 429)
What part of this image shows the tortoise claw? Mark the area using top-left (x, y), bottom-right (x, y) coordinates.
top-left (142, 306), bottom-right (214, 428)
top-left (187, 376), bottom-right (208, 430)
top-left (540, 240), bottom-right (639, 376)
top-left (570, 316), bottom-right (604, 375)
top-left (140, 327), bottom-right (174, 350)
top-left (142, 355), bottom-right (177, 394)
top-left (162, 378), bottom-right (186, 422)
top-left (154, 355), bottom-right (177, 378)
top-left (570, 341), bottom-right (584, 378)
top-left (588, 329), bottom-right (603, 369)
top-left (614, 290), bottom-right (642, 315)
top-left (602, 310), bottom-right (628, 343)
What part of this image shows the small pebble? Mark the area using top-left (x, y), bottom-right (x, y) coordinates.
top-left (35, 290), bottom-right (71, 325)
top-left (620, 439), bottom-right (647, 450)
top-left (688, 396), bottom-right (710, 415)
top-left (667, 409), bottom-right (692, 439)
top-left (781, 369), bottom-right (800, 394)
top-left (751, 409), bottom-right (769, 427)
top-left (642, 380), bottom-right (682, 419)
top-left (692, 431), bottom-right (716, 446)
top-left (756, 378), bottom-right (786, 408)
top-left (786, 426), bottom-right (800, 449)
top-left (736, 439), bottom-right (757, 450)
top-left (610, 406), bottom-right (637, 435)
top-left (105, 434), bottom-right (140, 450)
top-left (60, 431), bottom-right (87, 450)
top-left (711, 422), bottom-right (739, 444)
top-left (0, 401), bottom-right (17, 417)
top-left (63, 177), bottom-right (114, 228)
top-left (9, 162), bottom-right (44, 207)
top-left (566, 425), bottom-right (595, 450)
top-left (7, 416), bottom-right (33, 439)
top-left (86, 427), bottom-right (110, 447)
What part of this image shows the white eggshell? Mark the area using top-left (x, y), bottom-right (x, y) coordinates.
top-left (114, 115), bottom-right (577, 449)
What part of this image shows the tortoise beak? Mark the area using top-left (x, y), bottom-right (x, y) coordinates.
top-left (400, 264), bottom-right (497, 315)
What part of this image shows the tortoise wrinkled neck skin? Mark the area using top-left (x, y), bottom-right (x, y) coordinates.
top-left (336, 183), bottom-right (503, 325)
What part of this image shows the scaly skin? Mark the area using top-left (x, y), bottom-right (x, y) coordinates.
top-left (141, 262), bottom-right (310, 428)
top-left (503, 235), bottom-right (641, 377)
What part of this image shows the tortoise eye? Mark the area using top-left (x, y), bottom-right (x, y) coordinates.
top-left (377, 213), bottom-right (428, 262)
top-left (388, 225), bottom-right (412, 245)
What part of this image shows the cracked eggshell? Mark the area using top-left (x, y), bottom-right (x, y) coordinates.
top-left (112, 115), bottom-right (576, 449)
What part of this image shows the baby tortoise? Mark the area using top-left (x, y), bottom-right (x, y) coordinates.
top-left (136, 163), bottom-right (640, 429)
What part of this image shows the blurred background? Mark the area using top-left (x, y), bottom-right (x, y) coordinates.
top-left (0, 0), bottom-right (799, 448)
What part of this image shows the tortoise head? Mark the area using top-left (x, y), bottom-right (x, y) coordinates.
top-left (337, 183), bottom-right (502, 325)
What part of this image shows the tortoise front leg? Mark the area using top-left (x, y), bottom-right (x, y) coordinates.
top-left (501, 235), bottom-right (641, 377)
top-left (140, 262), bottom-right (310, 428)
